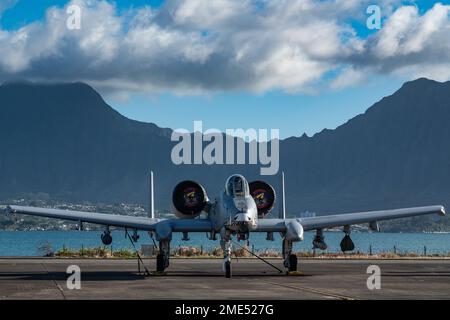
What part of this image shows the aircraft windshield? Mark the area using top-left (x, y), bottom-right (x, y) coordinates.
top-left (225, 175), bottom-right (249, 197)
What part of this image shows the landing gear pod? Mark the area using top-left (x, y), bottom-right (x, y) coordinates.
top-left (172, 180), bottom-right (208, 219)
top-left (249, 181), bottom-right (276, 218)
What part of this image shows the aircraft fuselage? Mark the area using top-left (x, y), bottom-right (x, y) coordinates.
top-left (213, 188), bottom-right (258, 234)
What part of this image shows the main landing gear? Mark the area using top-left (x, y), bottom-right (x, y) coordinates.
top-left (282, 238), bottom-right (297, 273)
top-left (156, 239), bottom-right (171, 273)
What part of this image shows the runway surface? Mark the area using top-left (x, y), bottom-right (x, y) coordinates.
top-left (0, 258), bottom-right (449, 299)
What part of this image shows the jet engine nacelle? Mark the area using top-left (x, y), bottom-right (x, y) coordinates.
top-left (249, 181), bottom-right (276, 218)
top-left (171, 180), bottom-right (208, 219)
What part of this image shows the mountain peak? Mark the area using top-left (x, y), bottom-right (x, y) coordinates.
top-left (0, 80), bottom-right (172, 137)
top-left (1, 80), bottom-right (96, 91)
top-left (400, 77), bottom-right (447, 90)
top-left (0, 81), bottom-right (116, 124)
top-left (0, 80), bottom-right (104, 103)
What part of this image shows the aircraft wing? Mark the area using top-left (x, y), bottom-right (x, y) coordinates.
top-left (4, 205), bottom-right (213, 232)
top-left (255, 205), bottom-right (445, 232)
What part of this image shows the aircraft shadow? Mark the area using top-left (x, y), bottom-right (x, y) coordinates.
top-left (0, 271), bottom-right (146, 281)
top-left (0, 271), bottom-right (312, 280)
top-left (150, 271), bottom-right (312, 278)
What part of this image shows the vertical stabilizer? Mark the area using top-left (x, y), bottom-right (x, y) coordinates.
top-left (149, 171), bottom-right (155, 219)
top-left (279, 171), bottom-right (286, 219)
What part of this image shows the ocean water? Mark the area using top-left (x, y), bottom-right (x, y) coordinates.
top-left (1, 231), bottom-right (450, 256)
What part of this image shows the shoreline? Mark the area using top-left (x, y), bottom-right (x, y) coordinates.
top-left (1, 256), bottom-right (450, 260)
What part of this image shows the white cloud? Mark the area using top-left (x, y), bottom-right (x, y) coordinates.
top-left (374, 4), bottom-right (450, 58)
top-left (358, 3), bottom-right (450, 81)
top-left (330, 67), bottom-right (367, 90)
top-left (0, 0), bottom-right (449, 95)
top-left (171, 0), bottom-right (251, 29)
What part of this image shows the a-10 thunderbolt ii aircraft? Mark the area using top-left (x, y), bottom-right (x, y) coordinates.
top-left (4, 173), bottom-right (446, 277)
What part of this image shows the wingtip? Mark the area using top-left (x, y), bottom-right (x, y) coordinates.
top-left (440, 206), bottom-right (446, 216)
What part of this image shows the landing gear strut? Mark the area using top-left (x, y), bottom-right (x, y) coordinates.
top-left (220, 228), bottom-right (232, 278)
top-left (156, 239), bottom-right (171, 272)
top-left (282, 237), bottom-right (297, 273)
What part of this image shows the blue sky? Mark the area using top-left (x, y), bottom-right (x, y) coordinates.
top-left (0, 1), bottom-right (163, 30)
top-left (1, 0), bottom-right (449, 138)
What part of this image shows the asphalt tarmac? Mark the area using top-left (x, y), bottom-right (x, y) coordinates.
top-left (0, 258), bottom-right (449, 299)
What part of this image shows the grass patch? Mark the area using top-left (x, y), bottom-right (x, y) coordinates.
top-left (52, 245), bottom-right (450, 259)
top-left (54, 246), bottom-right (137, 259)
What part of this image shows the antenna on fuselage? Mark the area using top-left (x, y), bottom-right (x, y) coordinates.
top-left (149, 171), bottom-right (155, 219)
top-left (279, 171), bottom-right (286, 219)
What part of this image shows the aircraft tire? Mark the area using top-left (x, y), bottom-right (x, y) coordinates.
top-left (288, 254), bottom-right (298, 272)
top-left (225, 261), bottom-right (232, 278)
top-left (156, 254), bottom-right (165, 272)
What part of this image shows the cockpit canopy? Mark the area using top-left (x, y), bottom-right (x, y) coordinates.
top-left (225, 174), bottom-right (250, 197)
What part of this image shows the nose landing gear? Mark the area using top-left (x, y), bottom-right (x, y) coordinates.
top-left (220, 229), bottom-right (232, 278)
top-left (224, 260), bottom-right (231, 278)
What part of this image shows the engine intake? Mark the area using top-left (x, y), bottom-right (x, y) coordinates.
top-left (172, 180), bottom-right (208, 219)
top-left (249, 180), bottom-right (276, 218)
